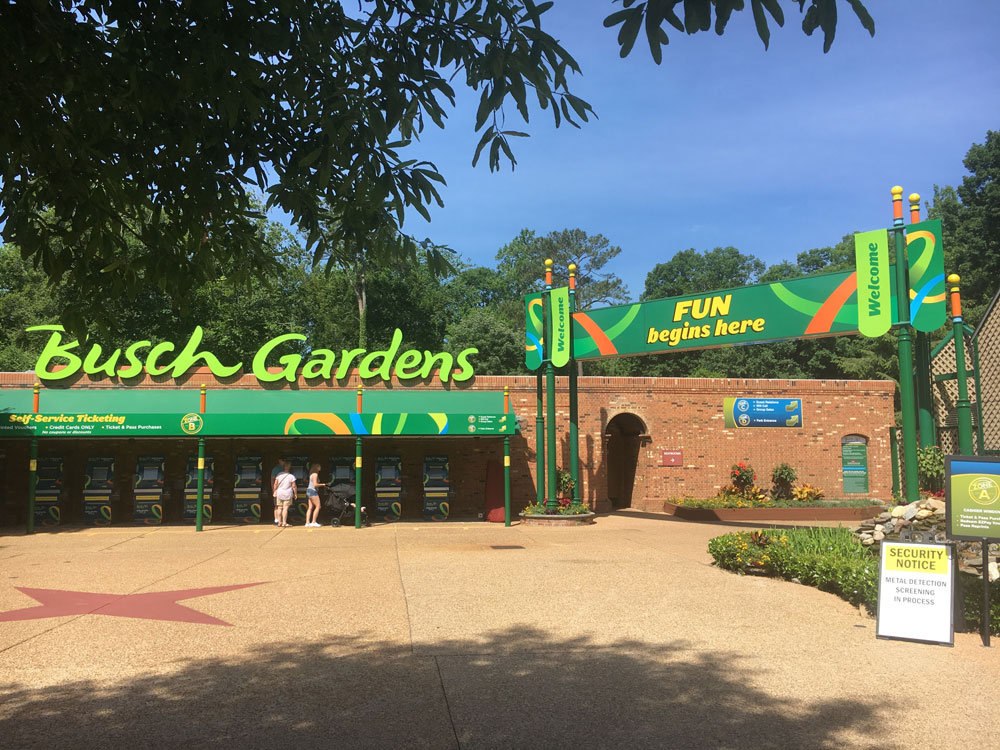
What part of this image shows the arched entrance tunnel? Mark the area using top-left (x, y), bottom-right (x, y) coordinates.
top-left (605, 412), bottom-right (647, 509)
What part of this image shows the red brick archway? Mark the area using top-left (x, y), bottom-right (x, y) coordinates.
top-left (605, 413), bottom-right (647, 509)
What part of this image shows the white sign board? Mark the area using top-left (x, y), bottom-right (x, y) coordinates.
top-left (876, 541), bottom-right (954, 645)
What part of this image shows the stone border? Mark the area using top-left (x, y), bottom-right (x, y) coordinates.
top-left (518, 512), bottom-right (596, 526)
top-left (662, 502), bottom-right (885, 523)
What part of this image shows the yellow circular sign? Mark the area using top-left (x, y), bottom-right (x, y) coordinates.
top-left (181, 413), bottom-right (204, 435)
top-left (968, 476), bottom-right (1000, 506)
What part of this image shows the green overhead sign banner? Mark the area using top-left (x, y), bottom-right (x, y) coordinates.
top-left (854, 229), bottom-right (892, 338)
top-left (549, 267), bottom-right (900, 362)
top-left (0, 411), bottom-right (516, 438)
top-left (906, 219), bottom-right (947, 333)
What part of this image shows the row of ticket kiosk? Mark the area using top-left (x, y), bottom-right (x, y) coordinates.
top-left (31, 454), bottom-right (452, 526)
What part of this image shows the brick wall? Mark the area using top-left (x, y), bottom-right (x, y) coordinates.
top-left (0, 370), bottom-right (895, 524)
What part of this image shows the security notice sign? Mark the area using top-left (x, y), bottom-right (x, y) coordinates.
top-left (876, 542), bottom-right (954, 646)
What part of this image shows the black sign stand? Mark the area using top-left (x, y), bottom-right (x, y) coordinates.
top-left (981, 538), bottom-right (991, 648)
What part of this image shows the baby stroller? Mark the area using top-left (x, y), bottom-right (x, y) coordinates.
top-left (321, 483), bottom-right (369, 527)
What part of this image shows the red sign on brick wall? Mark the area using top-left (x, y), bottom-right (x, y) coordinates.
top-left (661, 451), bottom-right (683, 467)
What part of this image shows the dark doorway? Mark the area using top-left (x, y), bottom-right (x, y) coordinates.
top-left (605, 413), bottom-right (646, 509)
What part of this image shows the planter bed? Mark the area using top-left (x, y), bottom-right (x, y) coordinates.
top-left (662, 502), bottom-right (884, 523)
top-left (519, 512), bottom-right (596, 526)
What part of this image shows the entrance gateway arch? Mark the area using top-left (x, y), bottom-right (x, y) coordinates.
top-left (526, 190), bottom-right (948, 507)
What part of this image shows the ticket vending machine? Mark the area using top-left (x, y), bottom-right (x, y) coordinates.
top-left (133, 455), bottom-right (165, 525)
top-left (183, 456), bottom-right (214, 524)
top-left (34, 456), bottom-right (64, 528)
top-left (233, 455), bottom-right (262, 524)
top-left (83, 456), bottom-right (115, 526)
top-left (375, 455), bottom-right (403, 522)
top-left (422, 455), bottom-right (450, 521)
top-left (288, 455), bottom-right (311, 523)
top-left (328, 457), bottom-right (355, 491)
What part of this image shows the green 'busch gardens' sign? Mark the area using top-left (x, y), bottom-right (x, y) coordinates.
top-left (27, 326), bottom-right (478, 384)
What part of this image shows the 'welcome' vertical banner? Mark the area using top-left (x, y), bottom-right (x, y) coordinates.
top-left (550, 286), bottom-right (570, 368)
top-left (854, 229), bottom-right (892, 337)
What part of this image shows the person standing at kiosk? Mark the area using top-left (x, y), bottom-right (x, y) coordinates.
top-left (305, 463), bottom-right (325, 527)
top-left (271, 457), bottom-right (288, 525)
top-left (272, 461), bottom-right (296, 527)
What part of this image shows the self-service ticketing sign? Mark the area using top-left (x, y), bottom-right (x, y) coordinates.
top-left (423, 455), bottom-right (450, 521)
top-left (184, 456), bottom-right (214, 524)
top-left (288, 455), bottom-right (311, 523)
top-left (83, 456), bottom-right (114, 526)
top-left (34, 456), bottom-right (63, 527)
top-left (375, 455), bottom-right (402, 522)
top-left (234, 455), bottom-right (262, 523)
top-left (133, 455), bottom-right (164, 525)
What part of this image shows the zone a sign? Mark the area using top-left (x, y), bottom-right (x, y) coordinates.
top-left (27, 326), bottom-right (477, 384)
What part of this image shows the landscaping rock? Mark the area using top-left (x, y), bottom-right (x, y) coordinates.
top-left (902, 504), bottom-right (919, 521)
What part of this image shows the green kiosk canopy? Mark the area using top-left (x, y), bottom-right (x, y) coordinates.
top-left (1, 387), bottom-right (517, 530)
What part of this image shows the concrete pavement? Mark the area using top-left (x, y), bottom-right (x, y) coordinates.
top-left (0, 511), bottom-right (996, 749)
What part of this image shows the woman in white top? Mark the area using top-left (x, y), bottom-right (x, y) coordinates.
top-left (272, 465), bottom-right (297, 527)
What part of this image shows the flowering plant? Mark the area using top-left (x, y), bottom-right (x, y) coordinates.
top-left (730, 461), bottom-right (757, 494)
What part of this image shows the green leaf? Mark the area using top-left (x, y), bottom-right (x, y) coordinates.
top-left (751, 0), bottom-right (771, 49)
top-left (846, 0), bottom-right (875, 36)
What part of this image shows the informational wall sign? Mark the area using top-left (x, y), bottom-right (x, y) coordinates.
top-left (876, 541), bottom-right (954, 646)
top-left (946, 456), bottom-right (1000, 542)
top-left (723, 398), bottom-right (803, 428)
top-left (661, 451), bottom-right (683, 467)
top-left (841, 438), bottom-right (869, 494)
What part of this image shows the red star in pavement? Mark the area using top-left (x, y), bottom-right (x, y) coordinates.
top-left (0, 583), bottom-right (265, 626)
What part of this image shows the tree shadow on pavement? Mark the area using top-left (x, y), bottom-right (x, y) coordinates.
top-left (0, 629), bottom-right (894, 750)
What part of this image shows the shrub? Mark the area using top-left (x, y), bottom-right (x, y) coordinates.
top-left (917, 445), bottom-right (945, 493)
top-left (556, 469), bottom-right (575, 498)
top-left (771, 463), bottom-right (797, 499)
top-left (708, 528), bottom-right (1000, 635)
top-left (792, 483), bottom-right (824, 503)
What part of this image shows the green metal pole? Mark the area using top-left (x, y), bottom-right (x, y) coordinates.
top-left (545, 360), bottom-right (557, 510)
top-left (970, 330), bottom-right (986, 455)
top-left (568, 263), bottom-right (580, 506)
top-left (543, 259), bottom-right (557, 510)
top-left (948, 275), bottom-right (974, 455)
top-left (535, 372), bottom-right (545, 507)
top-left (27, 438), bottom-right (37, 535)
top-left (889, 428), bottom-right (900, 498)
top-left (915, 332), bottom-right (936, 448)
top-left (355, 437), bottom-right (362, 528)
top-left (892, 187), bottom-right (920, 502)
top-left (504, 436), bottom-right (511, 527)
top-left (196, 438), bottom-right (205, 532)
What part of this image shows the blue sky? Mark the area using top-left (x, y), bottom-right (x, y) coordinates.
top-left (380, 1), bottom-right (1000, 300)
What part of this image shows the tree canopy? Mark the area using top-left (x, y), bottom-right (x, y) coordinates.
top-left (1, 0), bottom-right (872, 332)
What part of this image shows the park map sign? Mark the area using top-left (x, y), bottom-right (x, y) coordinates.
top-left (525, 219), bottom-right (946, 368)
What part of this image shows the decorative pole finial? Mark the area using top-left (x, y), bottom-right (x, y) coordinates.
top-left (568, 263), bottom-right (577, 291)
top-left (909, 193), bottom-right (920, 223)
top-left (891, 186), bottom-right (904, 225)
top-left (544, 258), bottom-right (553, 288)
